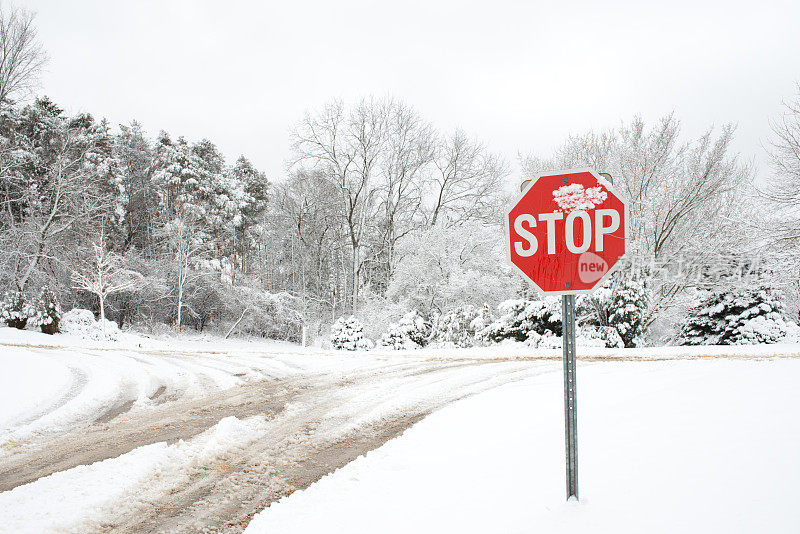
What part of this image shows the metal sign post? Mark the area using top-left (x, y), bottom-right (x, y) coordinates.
top-left (562, 294), bottom-right (578, 500)
top-left (507, 169), bottom-right (627, 502)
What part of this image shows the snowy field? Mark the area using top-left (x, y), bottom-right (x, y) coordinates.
top-left (247, 358), bottom-right (800, 534)
top-left (1, 326), bottom-right (799, 533)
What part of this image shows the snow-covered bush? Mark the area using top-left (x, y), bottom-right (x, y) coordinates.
top-left (331, 315), bottom-right (365, 350)
top-left (579, 325), bottom-right (625, 348)
top-left (525, 330), bottom-right (562, 349)
top-left (355, 337), bottom-right (375, 351)
top-left (229, 287), bottom-right (303, 342)
top-left (678, 286), bottom-right (790, 345)
top-left (30, 286), bottom-right (61, 334)
top-left (0, 290), bottom-right (33, 329)
top-left (60, 308), bottom-right (121, 341)
top-left (580, 276), bottom-right (648, 347)
top-left (379, 310), bottom-right (431, 350)
top-left (785, 321), bottom-right (800, 343)
top-left (429, 305), bottom-right (492, 348)
top-left (483, 298), bottom-right (561, 343)
top-left (379, 323), bottom-right (418, 350)
top-left (525, 326), bottom-right (621, 349)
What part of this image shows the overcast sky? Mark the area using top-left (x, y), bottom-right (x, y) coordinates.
top-left (19, 0), bottom-right (800, 183)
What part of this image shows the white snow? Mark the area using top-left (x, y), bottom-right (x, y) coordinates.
top-left (245, 358), bottom-right (800, 534)
top-left (0, 326), bottom-right (328, 449)
top-left (3, 325), bottom-right (800, 533)
top-left (0, 415), bottom-right (271, 533)
top-left (553, 182), bottom-right (608, 212)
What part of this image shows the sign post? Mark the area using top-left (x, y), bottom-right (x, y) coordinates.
top-left (505, 168), bottom-right (627, 501)
top-left (562, 294), bottom-right (578, 499)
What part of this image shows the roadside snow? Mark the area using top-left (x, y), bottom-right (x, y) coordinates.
top-left (0, 416), bottom-right (270, 533)
top-left (0, 351), bottom-right (73, 430)
top-left (245, 359), bottom-right (800, 534)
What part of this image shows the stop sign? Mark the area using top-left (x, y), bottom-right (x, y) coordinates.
top-left (506, 168), bottom-right (627, 294)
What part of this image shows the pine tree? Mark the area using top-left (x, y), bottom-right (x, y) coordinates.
top-left (31, 286), bottom-right (61, 334)
top-left (679, 285), bottom-right (789, 345)
top-left (580, 275), bottom-right (649, 347)
top-left (0, 290), bottom-right (32, 329)
top-left (331, 315), bottom-right (365, 350)
top-left (483, 298), bottom-right (562, 342)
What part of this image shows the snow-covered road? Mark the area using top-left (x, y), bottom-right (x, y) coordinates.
top-left (0, 329), bottom-right (555, 532)
top-left (1, 328), bottom-right (799, 533)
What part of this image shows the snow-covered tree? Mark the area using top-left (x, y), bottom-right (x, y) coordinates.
top-left (331, 315), bottom-right (366, 350)
top-left (0, 289), bottom-right (32, 329)
top-left (678, 285), bottom-right (791, 345)
top-left (161, 216), bottom-right (203, 332)
top-left (30, 285), bottom-right (60, 334)
top-left (387, 222), bottom-right (515, 316)
top-left (229, 156), bottom-right (268, 278)
top-left (428, 129), bottom-right (507, 226)
top-left (483, 298), bottom-right (562, 343)
top-left (115, 121), bottom-right (155, 252)
top-left (72, 228), bottom-right (142, 336)
top-left (580, 274), bottom-right (649, 347)
top-left (1, 102), bottom-right (123, 293)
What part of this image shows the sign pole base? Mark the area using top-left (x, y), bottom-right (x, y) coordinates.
top-left (562, 294), bottom-right (579, 500)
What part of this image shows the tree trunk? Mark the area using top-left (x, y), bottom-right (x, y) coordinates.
top-left (99, 294), bottom-right (106, 337)
top-left (351, 244), bottom-right (359, 315)
top-left (176, 284), bottom-right (183, 333)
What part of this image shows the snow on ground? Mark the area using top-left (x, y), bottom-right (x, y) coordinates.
top-left (0, 326), bottom-right (340, 450)
top-left (245, 358), bottom-right (800, 534)
top-left (0, 415), bottom-right (271, 533)
top-left (3, 325), bottom-right (800, 533)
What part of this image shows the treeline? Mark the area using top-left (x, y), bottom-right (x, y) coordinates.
top-left (0, 96), bottom-right (509, 340)
top-left (0, 97), bottom-right (293, 337)
top-left (2, 93), bottom-right (798, 345)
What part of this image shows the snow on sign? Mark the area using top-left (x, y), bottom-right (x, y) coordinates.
top-left (506, 168), bottom-right (627, 294)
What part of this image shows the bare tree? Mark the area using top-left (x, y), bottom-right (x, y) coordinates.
top-left (429, 130), bottom-right (508, 226)
top-left (377, 103), bottom-right (434, 281)
top-left (0, 3), bottom-right (47, 106)
top-left (764, 84), bottom-right (800, 226)
top-left (291, 97), bottom-right (389, 314)
top-left (72, 228), bottom-right (142, 335)
top-left (761, 84), bottom-right (800, 318)
top-left (162, 216), bottom-right (202, 332)
top-left (522, 115), bottom-right (751, 261)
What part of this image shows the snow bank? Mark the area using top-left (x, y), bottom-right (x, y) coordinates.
top-left (246, 359), bottom-right (800, 534)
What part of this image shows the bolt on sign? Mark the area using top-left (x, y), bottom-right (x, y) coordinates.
top-left (505, 168), bottom-right (627, 501)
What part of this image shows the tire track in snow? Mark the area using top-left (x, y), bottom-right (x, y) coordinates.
top-left (78, 360), bottom-right (556, 533)
top-left (0, 375), bottom-right (313, 492)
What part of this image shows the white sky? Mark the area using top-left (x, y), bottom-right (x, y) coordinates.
top-left (19, 0), bottom-right (800, 183)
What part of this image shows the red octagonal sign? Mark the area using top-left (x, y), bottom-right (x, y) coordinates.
top-left (506, 168), bottom-right (627, 294)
